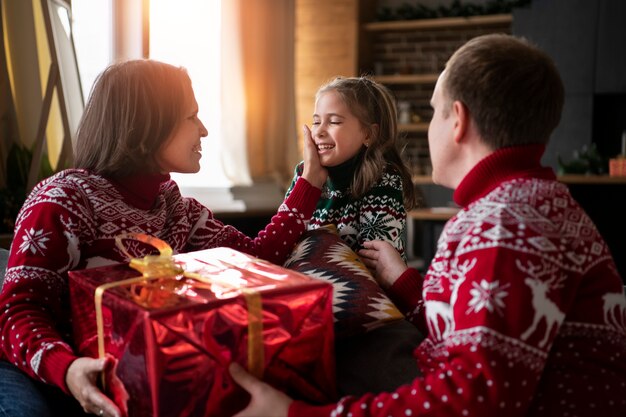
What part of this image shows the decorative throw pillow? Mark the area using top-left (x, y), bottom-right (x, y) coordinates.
top-left (284, 225), bottom-right (404, 338)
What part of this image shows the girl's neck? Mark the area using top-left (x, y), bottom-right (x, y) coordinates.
top-left (326, 148), bottom-right (364, 190)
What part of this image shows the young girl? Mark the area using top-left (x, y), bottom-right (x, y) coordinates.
top-left (0, 59), bottom-right (326, 417)
top-left (285, 76), bottom-right (417, 259)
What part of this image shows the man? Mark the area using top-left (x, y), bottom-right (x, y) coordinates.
top-left (230, 34), bottom-right (626, 417)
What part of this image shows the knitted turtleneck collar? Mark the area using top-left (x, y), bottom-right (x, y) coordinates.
top-left (453, 144), bottom-right (555, 208)
top-left (108, 172), bottom-right (171, 210)
top-left (326, 148), bottom-right (365, 190)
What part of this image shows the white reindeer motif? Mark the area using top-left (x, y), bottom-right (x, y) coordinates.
top-left (519, 260), bottom-right (566, 348)
top-left (425, 301), bottom-right (453, 340)
top-left (425, 258), bottom-right (476, 340)
top-left (603, 292), bottom-right (626, 330)
top-left (60, 216), bottom-right (81, 272)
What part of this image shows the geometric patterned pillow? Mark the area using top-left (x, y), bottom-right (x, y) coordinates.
top-left (284, 225), bottom-right (404, 339)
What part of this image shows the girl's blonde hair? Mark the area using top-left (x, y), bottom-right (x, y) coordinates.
top-left (316, 76), bottom-right (417, 209)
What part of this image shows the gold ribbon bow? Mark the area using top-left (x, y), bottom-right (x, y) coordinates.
top-left (94, 233), bottom-right (265, 389)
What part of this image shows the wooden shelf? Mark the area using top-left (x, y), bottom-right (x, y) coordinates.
top-left (363, 14), bottom-right (512, 32)
top-left (399, 123), bottom-right (429, 133)
top-left (412, 175), bottom-right (434, 184)
top-left (372, 74), bottom-right (439, 84)
top-left (409, 207), bottom-right (460, 221)
top-left (558, 175), bottom-right (626, 184)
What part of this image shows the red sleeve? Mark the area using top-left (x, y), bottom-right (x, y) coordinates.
top-left (0, 182), bottom-right (84, 393)
top-left (189, 177), bottom-right (321, 265)
top-left (387, 268), bottom-right (427, 331)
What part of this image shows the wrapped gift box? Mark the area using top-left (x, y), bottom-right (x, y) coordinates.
top-left (609, 157), bottom-right (626, 176)
top-left (69, 246), bottom-right (336, 417)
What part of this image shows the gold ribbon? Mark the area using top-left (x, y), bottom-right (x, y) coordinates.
top-left (94, 233), bottom-right (265, 389)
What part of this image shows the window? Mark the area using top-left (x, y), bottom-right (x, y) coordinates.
top-left (71, 0), bottom-right (112, 102)
top-left (72, 0), bottom-right (230, 188)
top-left (150, 0), bottom-right (230, 187)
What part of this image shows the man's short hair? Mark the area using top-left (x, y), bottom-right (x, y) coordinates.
top-left (444, 34), bottom-right (564, 149)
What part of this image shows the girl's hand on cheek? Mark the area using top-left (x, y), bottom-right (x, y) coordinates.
top-left (301, 125), bottom-right (327, 189)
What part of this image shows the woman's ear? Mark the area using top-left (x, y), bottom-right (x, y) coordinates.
top-left (451, 101), bottom-right (469, 144)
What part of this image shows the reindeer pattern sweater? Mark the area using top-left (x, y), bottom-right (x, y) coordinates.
top-left (290, 145), bottom-right (626, 417)
top-left (0, 169), bottom-right (320, 394)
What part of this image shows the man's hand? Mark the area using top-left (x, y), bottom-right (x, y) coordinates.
top-left (66, 356), bottom-right (123, 417)
top-left (359, 240), bottom-right (408, 289)
top-left (300, 125), bottom-right (328, 189)
top-left (230, 363), bottom-right (292, 417)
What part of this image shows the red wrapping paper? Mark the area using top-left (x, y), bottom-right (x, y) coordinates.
top-left (609, 157), bottom-right (626, 176)
top-left (68, 247), bottom-right (336, 417)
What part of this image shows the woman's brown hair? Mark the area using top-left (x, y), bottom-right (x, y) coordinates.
top-left (73, 59), bottom-right (192, 178)
top-left (316, 76), bottom-right (418, 210)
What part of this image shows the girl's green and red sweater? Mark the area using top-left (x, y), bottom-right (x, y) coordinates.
top-left (286, 156), bottom-right (408, 259)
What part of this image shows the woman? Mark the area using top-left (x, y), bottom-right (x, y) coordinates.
top-left (0, 59), bottom-right (327, 417)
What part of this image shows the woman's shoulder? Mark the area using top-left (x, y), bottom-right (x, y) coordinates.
top-left (39, 168), bottom-right (105, 184)
top-left (29, 169), bottom-right (113, 202)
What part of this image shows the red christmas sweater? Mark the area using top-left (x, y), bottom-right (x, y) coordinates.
top-left (0, 169), bottom-right (320, 394)
top-left (291, 145), bottom-right (626, 417)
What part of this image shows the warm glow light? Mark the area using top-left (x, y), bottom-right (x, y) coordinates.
top-left (72, 0), bottom-right (112, 102)
top-left (150, 0), bottom-right (230, 187)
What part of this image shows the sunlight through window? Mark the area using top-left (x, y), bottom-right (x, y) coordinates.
top-left (74, 0), bottom-right (230, 188)
top-left (150, 0), bottom-right (230, 187)
top-left (72, 0), bottom-right (112, 102)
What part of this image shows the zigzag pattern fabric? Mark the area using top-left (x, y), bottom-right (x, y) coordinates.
top-left (284, 225), bottom-right (403, 338)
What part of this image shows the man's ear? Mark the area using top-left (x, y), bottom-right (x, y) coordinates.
top-left (451, 100), bottom-right (469, 144)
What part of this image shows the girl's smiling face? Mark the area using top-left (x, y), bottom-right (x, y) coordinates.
top-left (312, 90), bottom-right (369, 167)
top-left (155, 89), bottom-right (208, 174)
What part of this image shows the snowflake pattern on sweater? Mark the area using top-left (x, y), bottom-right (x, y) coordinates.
top-left (0, 169), bottom-right (320, 393)
top-left (286, 162), bottom-right (407, 259)
top-left (290, 147), bottom-right (626, 417)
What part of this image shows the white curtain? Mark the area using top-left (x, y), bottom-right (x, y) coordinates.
top-left (220, 0), bottom-right (251, 185)
top-left (220, 0), bottom-right (299, 187)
